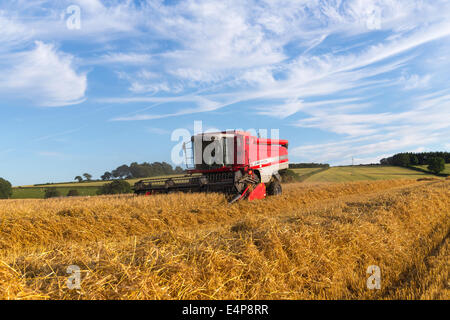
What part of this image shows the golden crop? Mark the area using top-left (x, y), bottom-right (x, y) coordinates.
top-left (0, 179), bottom-right (448, 300)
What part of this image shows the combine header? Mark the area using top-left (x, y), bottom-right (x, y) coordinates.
top-left (133, 131), bottom-right (288, 203)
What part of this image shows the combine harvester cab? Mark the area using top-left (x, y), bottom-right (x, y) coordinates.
top-left (133, 131), bottom-right (289, 203)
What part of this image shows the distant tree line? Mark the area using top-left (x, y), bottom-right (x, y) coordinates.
top-left (380, 152), bottom-right (450, 167)
top-left (70, 162), bottom-right (184, 183)
top-left (100, 162), bottom-right (184, 180)
top-left (289, 163), bottom-right (330, 168)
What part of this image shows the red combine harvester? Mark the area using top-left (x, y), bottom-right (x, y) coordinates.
top-left (133, 131), bottom-right (288, 203)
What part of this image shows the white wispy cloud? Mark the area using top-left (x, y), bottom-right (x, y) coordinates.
top-left (87, 53), bottom-right (153, 65)
top-left (0, 13), bottom-right (33, 49)
top-left (147, 127), bottom-right (170, 135)
top-left (0, 41), bottom-right (87, 106)
top-left (399, 73), bottom-right (431, 90)
top-left (37, 151), bottom-right (66, 158)
top-left (33, 127), bottom-right (82, 142)
top-left (102, 0), bottom-right (450, 121)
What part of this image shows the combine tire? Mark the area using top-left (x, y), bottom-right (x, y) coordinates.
top-left (267, 181), bottom-right (282, 196)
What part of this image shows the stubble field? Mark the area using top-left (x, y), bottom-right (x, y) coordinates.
top-left (0, 179), bottom-right (449, 300)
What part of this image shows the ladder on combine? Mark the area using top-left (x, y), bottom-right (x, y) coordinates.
top-left (182, 142), bottom-right (194, 169)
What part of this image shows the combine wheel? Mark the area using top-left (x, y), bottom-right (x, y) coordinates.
top-left (267, 180), bottom-right (282, 196)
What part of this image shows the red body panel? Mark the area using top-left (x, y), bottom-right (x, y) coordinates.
top-left (248, 183), bottom-right (266, 201)
top-left (188, 131), bottom-right (288, 174)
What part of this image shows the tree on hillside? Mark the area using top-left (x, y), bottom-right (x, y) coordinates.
top-left (129, 162), bottom-right (147, 178)
top-left (44, 188), bottom-right (61, 199)
top-left (83, 173), bottom-right (92, 181)
top-left (111, 162), bottom-right (183, 179)
top-left (75, 176), bottom-right (83, 183)
top-left (0, 178), bottom-right (12, 199)
top-left (394, 153), bottom-right (410, 167)
top-left (411, 155), bottom-right (419, 166)
top-left (428, 157), bottom-right (445, 174)
top-left (174, 166), bottom-right (184, 173)
top-left (112, 165), bottom-right (131, 179)
top-left (97, 180), bottom-right (132, 195)
top-left (101, 172), bottom-right (112, 181)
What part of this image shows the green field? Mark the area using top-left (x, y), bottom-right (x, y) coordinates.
top-left (291, 168), bottom-right (323, 176)
top-left (13, 174), bottom-right (183, 199)
top-left (18, 174), bottom-right (184, 188)
top-left (303, 166), bottom-right (439, 183)
top-left (20, 177), bottom-right (159, 188)
top-left (12, 186), bottom-right (100, 199)
top-left (290, 167), bottom-right (327, 182)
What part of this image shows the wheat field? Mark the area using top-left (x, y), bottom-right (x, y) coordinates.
top-left (0, 179), bottom-right (448, 300)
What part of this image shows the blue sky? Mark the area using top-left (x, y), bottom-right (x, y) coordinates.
top-left (1, 0), bottom-right (450, 186)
